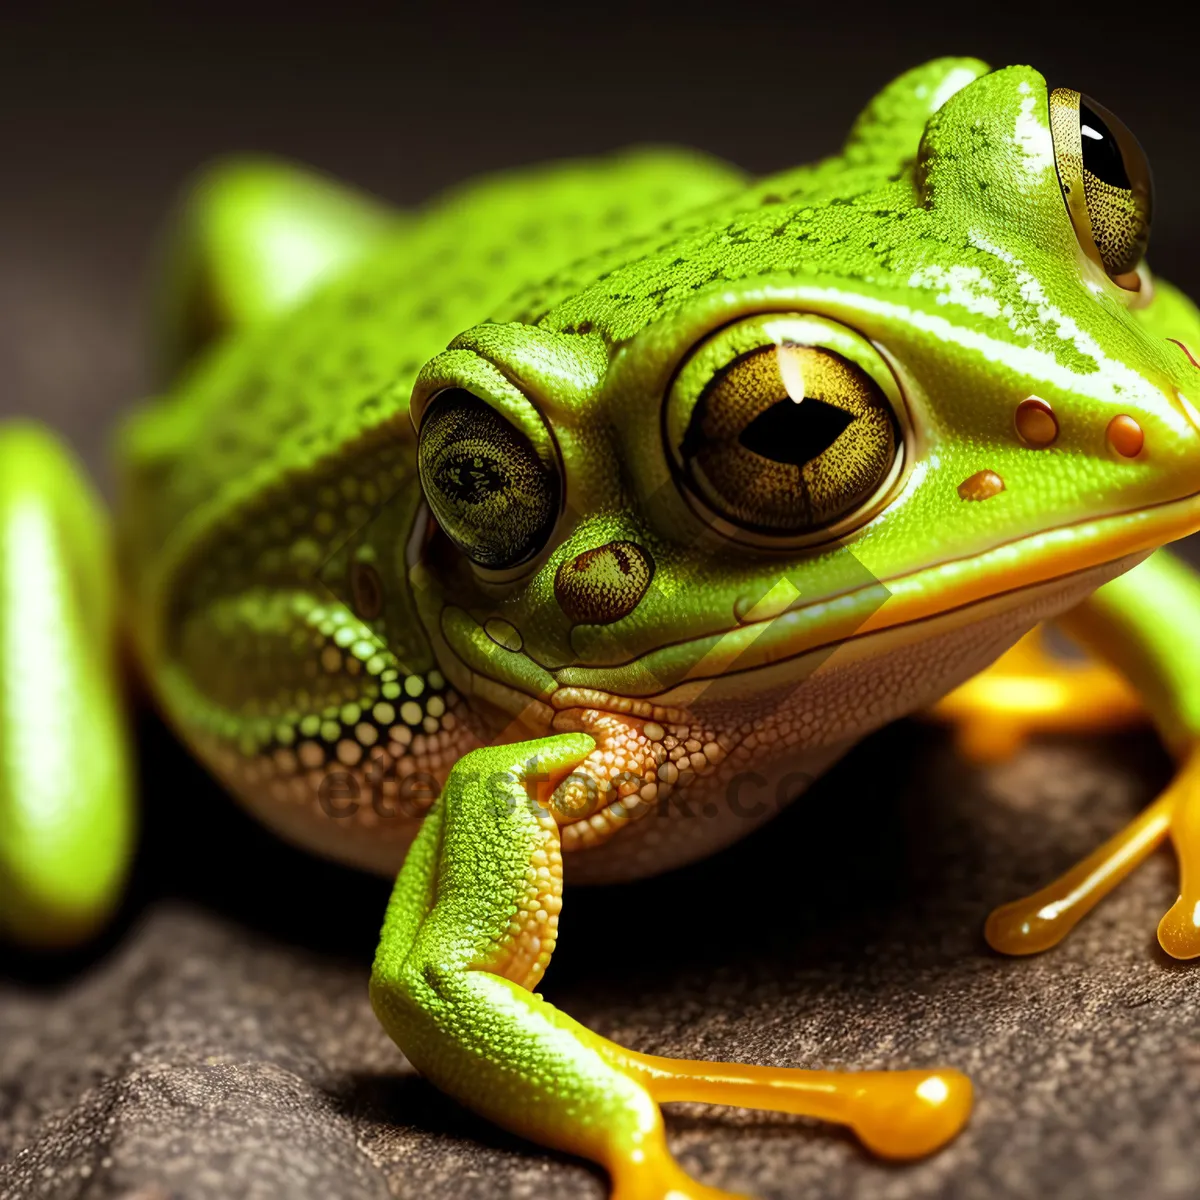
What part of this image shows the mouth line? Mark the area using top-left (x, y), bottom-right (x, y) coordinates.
top-left (540, 483), bottom-right (1200, 712)
top-left (508, 489), bottom-right (1200, 852)
top-left (545, 554), bottom-right (1115, 727)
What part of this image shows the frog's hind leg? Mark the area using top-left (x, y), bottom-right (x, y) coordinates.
top-left (153, 157), bottom-right (394, 377)
top-left (0, 423), bottom-right (134, 945)
top-left (929, 623), bottom-right (1146, 762)
top-left (370, 736), bottom-right (972, 1200)
top-left (977, 550), bottom-right (1200, 959)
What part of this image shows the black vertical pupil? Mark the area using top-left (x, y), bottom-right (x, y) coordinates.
top-left (1079, 102), bottom-right (1130, 189)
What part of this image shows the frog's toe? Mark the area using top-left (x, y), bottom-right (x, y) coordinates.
top-left (930, 625), bottom-right (1145, 763)
top-left (1154, 747), bottom-right (1200, 960)
top-left (605, 1064), bottom-right (970, 1200)
top-left (986, 742), bottom-right (1200, 959)
top-left (837, 1069), bottom-right (974, 1160)
top-left (609, 1149), bottom-right (750, 1200)
top-left (1156, 896), bottom-right (1200, 959)
top-left (606, 1061), bottom-right (971, 1197)
top-left (606, 1048), bottom-right (973, 1163)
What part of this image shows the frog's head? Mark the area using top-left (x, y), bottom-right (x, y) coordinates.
top-left (408, 59), bottom-right (1200, 876)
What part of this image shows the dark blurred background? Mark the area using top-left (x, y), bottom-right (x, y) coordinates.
top-left (3, 4), bottom-right (1198, 484)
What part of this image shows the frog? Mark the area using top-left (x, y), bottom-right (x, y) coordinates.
top-left (4, 54), bottom-right (1200, 1200)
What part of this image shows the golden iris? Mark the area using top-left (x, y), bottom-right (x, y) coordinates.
top-left (674, 342), bottom-right (898, 536)
top-left (1050, 88), bottom-right (1153, 285)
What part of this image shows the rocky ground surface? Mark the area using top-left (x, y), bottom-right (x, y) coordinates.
top-left (2, 715), bottom-right (1198, 1200)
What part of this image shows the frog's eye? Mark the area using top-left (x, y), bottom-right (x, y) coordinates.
top-left (1049, 88), bottom-right (1153, 287)
top-left (664, 314), bottom-right (903, 543)
top-left (418, 388), bottom-right (561, 570)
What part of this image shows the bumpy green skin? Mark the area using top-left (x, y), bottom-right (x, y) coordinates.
top-left (119, 57), bottom-right (1200, 753)
top-left (369, 733), bottom-right (671, 1179)
top-left (108, 57), bottom-right (1200, 884)
top-left (115, 142), bottom-right (749, 874)
top-left (5, 55), bottom-right (1200, 1196)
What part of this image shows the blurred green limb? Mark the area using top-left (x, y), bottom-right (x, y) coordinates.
top-left (0, 423), bottom-right (134, 946)
top-left (152, 156), bottom-right (396, 376)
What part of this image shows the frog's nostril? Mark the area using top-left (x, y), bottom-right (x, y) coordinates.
top-left (555, 541), bottom-right (654, 625)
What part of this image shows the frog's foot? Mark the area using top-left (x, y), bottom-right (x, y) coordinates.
top-left (0, 423), bottom-right (134, 945)
top-left (985, 553), bottom-right (1200, 959)
top-left (370, 737), bottom-right (972, 1200)
top-left (608, 1050), bottom-right (972, 1162)
top-left (929, 624), bottom-right (1145, 762)
top-left (987, 741), bottom-right (1200, 959)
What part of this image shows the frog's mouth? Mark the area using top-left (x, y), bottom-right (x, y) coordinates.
top-left (549, 489), bottom-right (1200, 708)
top-left (438, 486), bottom-right (1200, 848)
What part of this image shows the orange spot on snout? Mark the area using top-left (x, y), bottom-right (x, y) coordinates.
top-left (958, 470), bottom-right (1005, 501)
top-left (1106, 414), bottom-right (1145, 458)
top-left (1014, 396), bottom-right (1058, 447)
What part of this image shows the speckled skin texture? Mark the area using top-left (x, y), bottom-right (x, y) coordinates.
top-left (2, 716), bottom-right (1199, 1199)
top-left (115, 58), bottom-right (1200, 887)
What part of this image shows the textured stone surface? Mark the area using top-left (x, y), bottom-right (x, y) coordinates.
top-left (2, 716), bottom-right (1200, 1200)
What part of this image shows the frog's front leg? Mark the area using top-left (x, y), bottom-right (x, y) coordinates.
top-left (0, 423), bottom-right (134, 945)
top-left (979, 550), bottom-right (1200, 959)
top-left (370, 735), bottom-right (971, 1200)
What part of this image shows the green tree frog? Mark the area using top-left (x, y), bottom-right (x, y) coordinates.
top-left (4, 57), bottom-right (1200, 1200)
